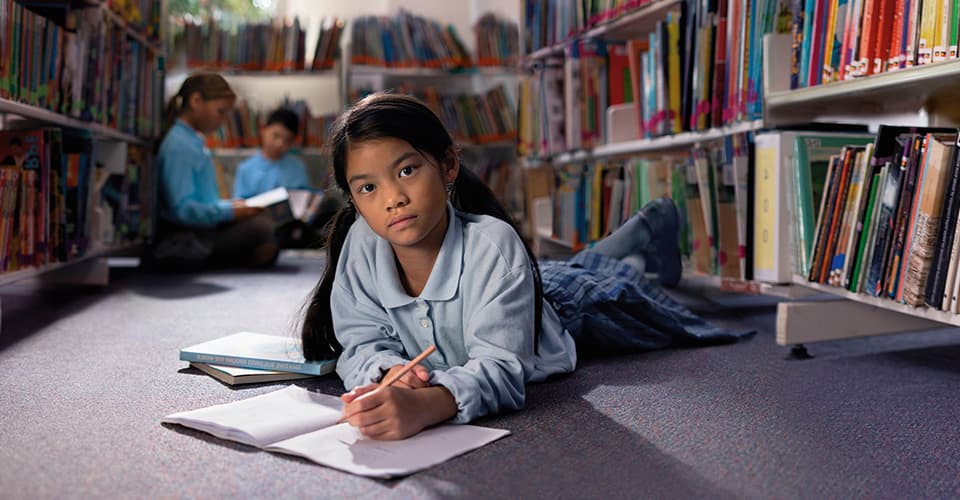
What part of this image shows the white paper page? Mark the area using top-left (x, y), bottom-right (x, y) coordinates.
top-left (287, 190), bottom-right (312, 219)
top-left (266, 422), bottom-right (511, 478)
top-left (244, 187), bottom-right (289, 208)
top-left (162, 386), bottom-right (343, 448)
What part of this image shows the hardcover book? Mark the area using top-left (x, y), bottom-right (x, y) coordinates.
top-left (179, 332), bottom-right (336, 376)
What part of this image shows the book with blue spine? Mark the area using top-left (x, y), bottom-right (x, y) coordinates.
top-left (180, 332), bottom-right (336, 376)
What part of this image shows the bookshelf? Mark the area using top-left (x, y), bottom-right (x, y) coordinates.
top-left (0, 1), bottom-right (163, 321)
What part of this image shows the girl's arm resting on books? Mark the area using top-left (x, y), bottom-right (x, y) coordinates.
top-left (340, 384), bottom-right (458, 440)
top-left (429, 266), bottom-right (535, 424)
top-left (332, 283), bottom-right (410, 388)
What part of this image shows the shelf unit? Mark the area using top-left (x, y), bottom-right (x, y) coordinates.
top-left (0, 1), bottom-right (162, 306)
top-left (520, 6), bottom-right (960, 331)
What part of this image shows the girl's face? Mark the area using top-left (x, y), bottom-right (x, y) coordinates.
top-left (185, 94), bottom-right (235, 134)
top-left (345, 137), bottom-right (458, 253)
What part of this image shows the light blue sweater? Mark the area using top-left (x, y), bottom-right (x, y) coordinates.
top-left (156, 120), bottom-right (233, 227)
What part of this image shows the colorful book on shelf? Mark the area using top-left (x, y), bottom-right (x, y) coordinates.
top-left (901, 132), bottom-right (958, 305)
top-left (925, 137), bottom-right (960, 308)
top-left (179, 332), bottom-right (336, 376)
top-left (849, 165), bottom-right (885, 292)
top-left (161, 385), bottom-right (510, 478)
top-left (793, 133), bottom-right (875, 279)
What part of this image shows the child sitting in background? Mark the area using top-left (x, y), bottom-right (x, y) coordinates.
top-left (232, 107), bottom-right (311, 199)
top-left (147, 72), bottom-right (277, 270)
top-left (233, 107), bottom-right (341, 248)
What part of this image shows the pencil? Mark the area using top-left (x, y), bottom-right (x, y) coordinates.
top-left (337, 345), bottom-right (436, 424)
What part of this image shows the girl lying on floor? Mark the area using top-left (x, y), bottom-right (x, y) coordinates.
top-left (301, 93), bottom-right (751, 440)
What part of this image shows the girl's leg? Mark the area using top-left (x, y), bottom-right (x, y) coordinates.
top-left (588, 197), bottom-right (681, 287)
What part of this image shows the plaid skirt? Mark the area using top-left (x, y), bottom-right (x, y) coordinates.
top-left (540, 251), bottom-right (751, 355)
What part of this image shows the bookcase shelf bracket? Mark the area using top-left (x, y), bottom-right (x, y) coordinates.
top-left (775, 300), bottom-right (944, 346)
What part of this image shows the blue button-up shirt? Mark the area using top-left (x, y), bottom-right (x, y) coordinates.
top-left (331, 204), bottom-right (577, 424)
top-left (232, 151), bottom-right (311, 199)
top-left (157, 120), bottom-right (233, 227)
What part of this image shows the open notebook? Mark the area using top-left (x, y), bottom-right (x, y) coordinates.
top-left (161, 386), bottom-right (510, 478)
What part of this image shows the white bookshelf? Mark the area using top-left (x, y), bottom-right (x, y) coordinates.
top-left (550, 119), bottom-right (765, 164)
top-left (0, 98), bottom-right (150, 146)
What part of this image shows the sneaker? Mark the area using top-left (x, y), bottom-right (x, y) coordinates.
top-left (637, 197), bottom-right (681, 288)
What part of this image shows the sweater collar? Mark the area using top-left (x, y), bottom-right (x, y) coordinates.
top-left (375, 203), bottom-right (463, 308)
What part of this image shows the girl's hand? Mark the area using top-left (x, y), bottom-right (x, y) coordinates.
top-left (339, 385), bottom-right (458, 440)
top-left (381, 363), bottom-right (431, 389)
top-left (231, 200), bottom-right (264, 220)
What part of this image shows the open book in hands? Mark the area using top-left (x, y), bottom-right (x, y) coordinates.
top-left (243, 187), bottom-right (327, 226)
top-left (161, 386), bottom-right (510, 478)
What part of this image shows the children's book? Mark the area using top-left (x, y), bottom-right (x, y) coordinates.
top-left (244, 187), bottom-right (294, 225)
top-left (161, 385), bottom-right (511, 478)
top-left (179, 332), bottom-right (336, 376)
top-left (189, 362), bottom-right (316, 386)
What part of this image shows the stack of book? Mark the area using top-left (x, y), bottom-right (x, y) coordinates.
top-left (180, 332), bottom-right (336, 386)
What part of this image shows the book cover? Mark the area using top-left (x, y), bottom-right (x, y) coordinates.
top-left (925, 139), bottom-right (960, 308)
top-left (901, 133), bottom-right (957, 305)
top-left (849, 168), bottom-right (884, 291)
top-left (162, 385), bottom-right (510, 478)
top-left (179, 332), bottom-right (336, 376)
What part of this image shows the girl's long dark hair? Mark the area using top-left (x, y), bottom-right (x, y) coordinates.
top-left (301, 93), bottom-right (543, 361)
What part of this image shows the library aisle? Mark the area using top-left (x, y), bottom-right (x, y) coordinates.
top-left (3, 252), bottom-right (960, 497)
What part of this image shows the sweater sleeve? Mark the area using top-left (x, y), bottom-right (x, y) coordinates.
top-left (429, 265), bottom-right (536, 423)
top-left (331, 282), bottom-right (410, 389)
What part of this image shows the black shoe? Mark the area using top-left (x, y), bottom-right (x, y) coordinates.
top-left (638, 197), bottom-right (681, 288)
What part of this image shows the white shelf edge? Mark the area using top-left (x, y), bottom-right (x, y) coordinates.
top-left (582, 0), bottom-right (682, 40)
top-left (211, 147), bottom-right (326, 156)
top-left (766, 60), bottom-right (960, 108)
top-left (0, 98), bottom-right (150, 145)
top-left (680, 272), bottom-right (817, 299)
top-left (549, 119), bottom-right (763, 164)
top-left (523, 0), bottom-right (682, 63)
top-left (350, 65), bottom-right (500, 77)
top-left (0, 242), bottom-right (143, 287)
top-left (791, 275), bottom-right (960, 328)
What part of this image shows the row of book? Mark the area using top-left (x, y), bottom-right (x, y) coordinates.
top-left (518, 0), bottom-right (792, 158)
top-left (170, 17), bottom-right (344, 72)
top-left (790, 0), bottom-right (960, 89)
top-left (545, 132), bottom-right (754, 280)
top-left (799, 126), bottom-right (960, 313)
top-left (205, 99), bottom-right (337, 149)
top-left (0, 128), bottom-right (151, 273)
top-left (524, 0), bottom-right (653, 54)
top-left (350, 84), bottom-right (517, 146)
top-left (349, 10), bottom-right (472, 69)
top-left (0, 2), bottom-right (163, 139)
top-left (474, 13), bottom-right (521, 66)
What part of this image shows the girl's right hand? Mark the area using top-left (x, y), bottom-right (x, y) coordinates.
top-left (231, 200), bottom-right (264, 220)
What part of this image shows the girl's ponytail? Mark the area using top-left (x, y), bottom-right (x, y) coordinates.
top-left (300, 202), bottom-right (356, 361)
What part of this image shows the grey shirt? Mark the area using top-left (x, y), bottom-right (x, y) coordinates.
top-left (331, 204), bottom-right (577, 423)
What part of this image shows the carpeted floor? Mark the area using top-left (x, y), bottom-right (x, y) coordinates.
top-left (2, 252), bottom-right (959, 499)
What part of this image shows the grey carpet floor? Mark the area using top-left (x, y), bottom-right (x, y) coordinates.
top-left (2, 252), bottom-right (959, 499)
